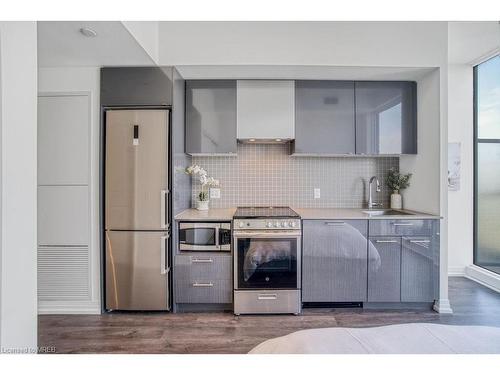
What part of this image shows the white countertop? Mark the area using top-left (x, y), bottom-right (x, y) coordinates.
top-left (293, 208), bottom-right (441, 220)
top-left (175, 207), bottom-right (440, 221)
top-left (174, 208), bottom-right (236, 221)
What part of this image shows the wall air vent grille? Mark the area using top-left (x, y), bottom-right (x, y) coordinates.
top-left (37, 246), bottom-right (91, 301)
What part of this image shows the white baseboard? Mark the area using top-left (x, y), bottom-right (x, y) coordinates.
top-left (465, 265), bottom-right (500, 293)
top-left (38, 301), bottom-right (101, 315)
top-left (433, 299), bottom-right (453, 314)
top-left (448, 266), bottom-right (466, 277)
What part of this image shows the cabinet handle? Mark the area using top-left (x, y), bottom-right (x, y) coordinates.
top-left (375, 240), bottom-right (398, 243)
top-left (192, 282), bottom-right (214, 287)
top-left (409, 240), bottom-right (430, 244)
top-left (393, 223), bottom-right (414, 226)
top-left (325, 221), bottom-right (345, 226)
top-left (161, 189), bottom-right (169, 229)
top-left (191, 258), bottom-right (213, 263)
top-left (160, 235), bottom-right (170, 275)
top-left (258, 293), bottom-right (278, 300)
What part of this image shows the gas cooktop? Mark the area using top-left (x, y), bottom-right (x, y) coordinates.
top-left (234, 206), bottom-right (300, 219)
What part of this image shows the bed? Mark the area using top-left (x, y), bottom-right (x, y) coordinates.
top-left (249, 323), bottom-right (500, 354)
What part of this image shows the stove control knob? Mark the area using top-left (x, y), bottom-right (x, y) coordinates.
top-left (282, 221), bottom-right (289, 227)
top-left (267, 222), bottom-right (273, 228)
top-left (274, 221), bottom-right (281, 228)
top-left (290, 221), bottom-right (297, 228)
top-left (238, 221), bottom-right (245, 228)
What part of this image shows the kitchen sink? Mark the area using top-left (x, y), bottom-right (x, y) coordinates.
top-left (362, 209), bottom-right (414, 216)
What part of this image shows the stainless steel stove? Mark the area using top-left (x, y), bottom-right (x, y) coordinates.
top-left (233, 207), bottom-right (302, 315)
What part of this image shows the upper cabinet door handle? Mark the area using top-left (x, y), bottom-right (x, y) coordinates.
top-left (392, 223), bottom-right (413, 226)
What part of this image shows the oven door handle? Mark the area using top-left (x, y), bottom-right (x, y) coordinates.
top-left (233, 230), bottom-right (302, 238)
top-left (258, 293), bottom-right (278, 300)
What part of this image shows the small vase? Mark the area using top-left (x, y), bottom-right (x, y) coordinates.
top-left (196, 200), bottom-right (209, 211)
top-left (390, 190), bottom-right (402, 209)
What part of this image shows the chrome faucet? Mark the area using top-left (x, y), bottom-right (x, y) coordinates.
top-left (368, 176), bottom-right (382, 209)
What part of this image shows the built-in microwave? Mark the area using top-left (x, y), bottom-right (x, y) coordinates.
top-left (179, 222), bottom-right (231, 251)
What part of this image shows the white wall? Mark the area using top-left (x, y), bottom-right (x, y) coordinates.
top-left (447, 22), bottom-right (500, 276)
top-left (0, 21), bottom-right (38, 351)
top-left (38, 67), bottom-right (101, 313)
top-left (447, 64), bottom-right (474, 275)
top-left (159, 21), bottom-right (448, 67)
top-left (400, 69), bottom-right (441, 215)
top-left (122, 21), bottom-right (159, 64)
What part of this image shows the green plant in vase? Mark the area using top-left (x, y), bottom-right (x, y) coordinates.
top-left (386, 168), bottom-right (412, 210)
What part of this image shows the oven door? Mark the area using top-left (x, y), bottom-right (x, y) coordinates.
top-left (179, 222), bottom-right (223, 251)
top-left (234, 230), bottom-right (301, 290)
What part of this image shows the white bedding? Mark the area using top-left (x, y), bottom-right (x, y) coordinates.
top-left (249, 323), bottom-right (500, 354)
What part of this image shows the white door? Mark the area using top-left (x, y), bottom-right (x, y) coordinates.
top-left (38, 94), bottom-right (89, 185)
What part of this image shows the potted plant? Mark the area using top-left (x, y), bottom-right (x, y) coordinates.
top-left (186, 165), bottom-right (220, 211)
top-left (386, 168), bottom-right (412, 209)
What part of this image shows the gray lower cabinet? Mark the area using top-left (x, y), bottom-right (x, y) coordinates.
top-left (302, 220), bottom-right (368, 302)
top-left (185, 80), bottom-right (237, 155)
top-left (355, 81), bottom-right (417, 155)
top-left (174, 254), bottom-right (232, 304)
top-left (368, 237), bottom-right (401, 302)
top-left (294, 80), bottom-right (355, 155)
top-left (401, 237), bottom-right (435, 302)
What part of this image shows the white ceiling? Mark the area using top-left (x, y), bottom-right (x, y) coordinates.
top-left (448, 21), bottom-right (500, 64)
top-left (37, 21), bottom-right (156, 67)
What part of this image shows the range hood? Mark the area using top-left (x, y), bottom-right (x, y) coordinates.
top-left (236, 80), bottom-right (295, 143)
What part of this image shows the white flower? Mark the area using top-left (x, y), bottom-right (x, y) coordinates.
top-left (186, 164), bottom-right (220, 188)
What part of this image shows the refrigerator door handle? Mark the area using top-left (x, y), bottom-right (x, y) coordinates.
top-left (160, 234), bottom-right (170, 275)
top-left (161, 189), bottom-right (169, 229)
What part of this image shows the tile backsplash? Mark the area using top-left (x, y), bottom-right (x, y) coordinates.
top-left (191, 143), bottom-right (398, 208)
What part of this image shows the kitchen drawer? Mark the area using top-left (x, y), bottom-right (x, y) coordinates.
top-left (175, 279), bottom-right (232, 304)
top-left (369, 219), bottom-right (434, 237)
top-left (234, 290), bottom-right (300, 315)
top-left (310, 219), bottom-right (368, 237)
top-left (174, 255), bottom-right (232, 281)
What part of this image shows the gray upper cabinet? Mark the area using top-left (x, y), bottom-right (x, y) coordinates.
top-left (294, 81), bottom-right (355, 155)
top-left (185, 80), bottom-right (237, 155)
top-left (355, 81), bottom-right (417, 155)
top-left (302, 220), bottom-right (368, 302)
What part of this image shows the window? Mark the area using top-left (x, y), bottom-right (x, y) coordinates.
top-left (474, 55), bottom-right (500, 274)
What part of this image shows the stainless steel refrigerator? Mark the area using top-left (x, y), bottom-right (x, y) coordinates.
top-left (104, 109), bottom-right (170, 310)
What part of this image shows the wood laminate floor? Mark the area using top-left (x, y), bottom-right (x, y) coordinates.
top-left (38, 277), bottom-right (500, 354)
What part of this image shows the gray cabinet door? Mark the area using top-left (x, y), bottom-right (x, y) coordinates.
top-left (401, 237), bottom-right (434, 302)
top-left (302, 220), bottom-right (368, 302)
top-left (355, 81), bottom-right (417, 155)
top-left (368, 237), bottom-right (401, 302)
top-left (294, 81), bottom-right (355, 154)
top-left (174, 254), bottom-right (232, 304)
top-left (185, 80), bottom-right (237, 154)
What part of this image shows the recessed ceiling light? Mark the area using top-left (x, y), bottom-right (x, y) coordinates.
top-left (79, 27), bottom-right (97, 38)
top-left (249, 139), bottom-right (255, 142)
top-left (275, 138), bottom-right (282, 142)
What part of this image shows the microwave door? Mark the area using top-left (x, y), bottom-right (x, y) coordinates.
top-left (179, 223), bottom-right (220, 251)
top-left (105, 109), bottom-right (169, 231)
